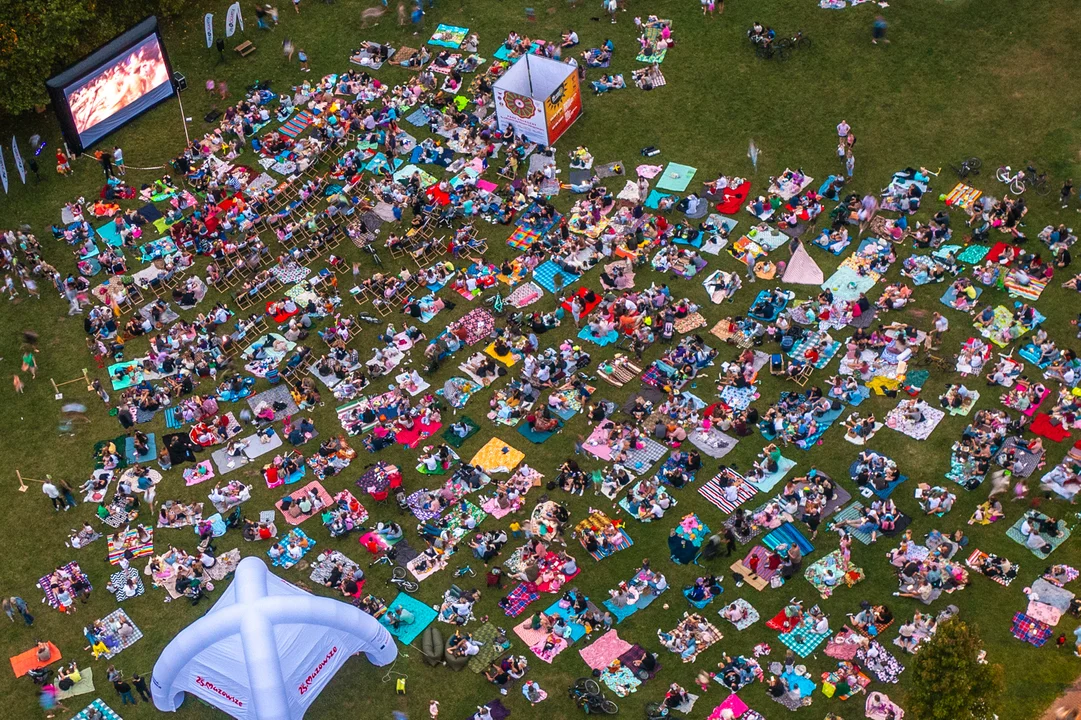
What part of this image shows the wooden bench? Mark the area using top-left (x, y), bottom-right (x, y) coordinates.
top-left (235, 41), bottom-right (256, 57)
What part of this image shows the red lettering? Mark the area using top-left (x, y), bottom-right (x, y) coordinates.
top-left (297, 646), bottom-right (339, 695)
top-left (195, 676), bottom-right (245, 707)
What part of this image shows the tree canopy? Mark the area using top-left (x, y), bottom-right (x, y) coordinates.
top-left (0, 0), bottom-right (183, 116)
top-left (906, 618), bottom-right (1004, 720)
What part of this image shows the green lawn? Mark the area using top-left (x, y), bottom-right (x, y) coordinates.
top-left (2, 1), bottom-right (1081, 719)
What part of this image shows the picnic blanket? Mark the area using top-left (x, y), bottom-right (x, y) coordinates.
top-left (656, 163), bottom-right (696, 192)
top-left (805, 550), bottom-right (865, 599)
top-left (885, 401), bottom-right (945, 440)
top-left (91, 609), bottom-right (142, 659)
top-left (470, 438), bottom-right (525, 473)
top-left (10, 642), bottom-right (61, 677)
top-left (579, 629), bottom-right (634, 670)
top-left (381, 592), bottom-right (438, 645)
top-left (55, 665), bottom-right (95, 700)
top-left (72, 699), bottom-right (122, 720)
top-left (275, 481), bottom-right (333, 525)
top-left (778, 614), bottom-right (831, 658)
top-left (1011, 612), bottom-right (1054, 647)
top-left (699, 471), bottom-right (758, 514)
top-left (720, 598), bottom-right (760, 630)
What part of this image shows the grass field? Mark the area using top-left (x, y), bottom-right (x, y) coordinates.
top-left (2, 1), bottom-right (1081, 719)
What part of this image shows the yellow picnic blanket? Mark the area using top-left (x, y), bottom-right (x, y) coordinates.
top-left (471, 438), bottom-right (525, 473)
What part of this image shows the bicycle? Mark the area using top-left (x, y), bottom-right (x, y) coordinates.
top-left (776, 30), bottom-right (811, 51)
top-left (568, 678), bottom-right (619, 715)
top-left (950, 156), bottom-right (982, 179)
top-left (996, 165), bottom-right (1028, 195)
top-left (386, 565), bottom-right (419, 593)
top-left (1024, 163), bottom-right (1051, 196)
top-left (454, 565), bottom-right (476, 578)
top-left (755, 41), bottom-right (787, 61)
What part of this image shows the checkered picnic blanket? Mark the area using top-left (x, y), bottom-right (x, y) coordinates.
top-left (507, 223), bottom-right (542, 251)
top-left (778, 616), bottom-right (831, 658)
top-left (721, 598), bottom-right (760, 631)
top-left (503, 582), bottom-right (540, 617)
top-left (95, 608), bottom-right (143, 659)
top-left (73, 700), bottom-right (122, 720)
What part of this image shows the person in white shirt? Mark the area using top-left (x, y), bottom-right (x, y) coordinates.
top-left (837, 120), bottom-right (850, 138)
top-left (42, 481), bottom-right (63, 511)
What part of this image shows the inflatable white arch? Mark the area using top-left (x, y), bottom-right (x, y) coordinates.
top-left (152, 556), bottom-right (397, 720)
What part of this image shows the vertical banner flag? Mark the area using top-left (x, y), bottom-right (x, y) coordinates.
top-left (748, 139), bottom-right (759, 173)
top-left (227, 3), bottom-right (244, 36)
top-left (205, 14), bottom-right (214, 48)
top-left (11, 137), bottom-right (25, 184)
top-left (0, 147), bottom-right (8, 193)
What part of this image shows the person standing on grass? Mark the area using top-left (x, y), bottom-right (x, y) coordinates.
top-left (255, 4), bottom-right (269, 28)
top-left (114, 676), bottom-right (137, 705)
top-left (872, 15), bottom-right (888, 45)
top-left (56, 478), bottom-right (78, 510)
top-left (298, 48), bottom-right (311, 72)
top-left (605, 0), bottom-right (618, 24)
top-left (845, 150), bottom-right (855, 178)
top-left (12, 596), bottom-right (34, 625)
top-left (931, 311), bottom-right (948, 348)
top-left (701, 0), bottom-right (715, 16)
top-left (42, 478), bottom-right (64, 511)
top-left (91, 378), bottom-right (109, 405)
top-left (131, 674), bottom-right (151, 702)
top-left (292, 0), bottom-right (300, 13)
top-left (112, 146), bottom-right (125, 176)
top-left (283, 38), bottom-right (295, 62)
top-left (742, 248), bottom-right (756, 282)
top-left (55, 149), bottom-right (71, 175)
top-left (1061, 178), bottom-right (1073, 209)
top-left (95, 150), bottom-right (113, 179)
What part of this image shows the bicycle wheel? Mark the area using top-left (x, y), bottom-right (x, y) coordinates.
top-left (1010, 178), bottom-right (1026, 195)
top-left (797, 36), bottom-right (812, 49)
top-left (392, 565), bottom-right (407, 580)
top-left (1035, 179), bottom-right (1052, 196)
top-left (966, 157), bottom-right (982, 171)
top-left (401, 580), bottom-right (419, 593)
top-left (578, 678), bottom-right (601, 695)
top-left (601, 699), bottom-right (619, 715)
top-left (995, 167), bottom-right (1011, 183)
top-left (755, 44), bottom-right (769, 60)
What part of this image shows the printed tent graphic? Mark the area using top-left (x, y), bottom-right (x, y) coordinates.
top-left (152, 557), bottom-right (396, 720)
top-left (493, 53), bottom-right (583, 146)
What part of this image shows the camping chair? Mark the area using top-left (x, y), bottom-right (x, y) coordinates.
top-left (789, 363), bottom-right (813, 387)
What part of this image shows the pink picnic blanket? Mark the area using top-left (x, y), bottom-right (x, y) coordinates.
top-left (578, 629), bottom-right (633, 670)
top-left (708, 694), bottom-right (750, 720)
top-left (1027, 599), bottom-right (1063, 626)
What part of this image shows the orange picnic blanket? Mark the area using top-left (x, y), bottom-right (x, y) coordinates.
top-left (10, 642), bottom-right (61, 677)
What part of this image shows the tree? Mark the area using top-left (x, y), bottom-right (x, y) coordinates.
top-left (0, 0), bottom-right (184, 116)
top-left (906, 618), bottom-right (1004, 720)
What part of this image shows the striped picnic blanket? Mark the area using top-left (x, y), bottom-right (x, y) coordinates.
top-left (279, 111), bottom-right (313, 138)
top-left (699, 475), bottom-right (758, 514)
top-left (106, 528), bottom-right (154, 565)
